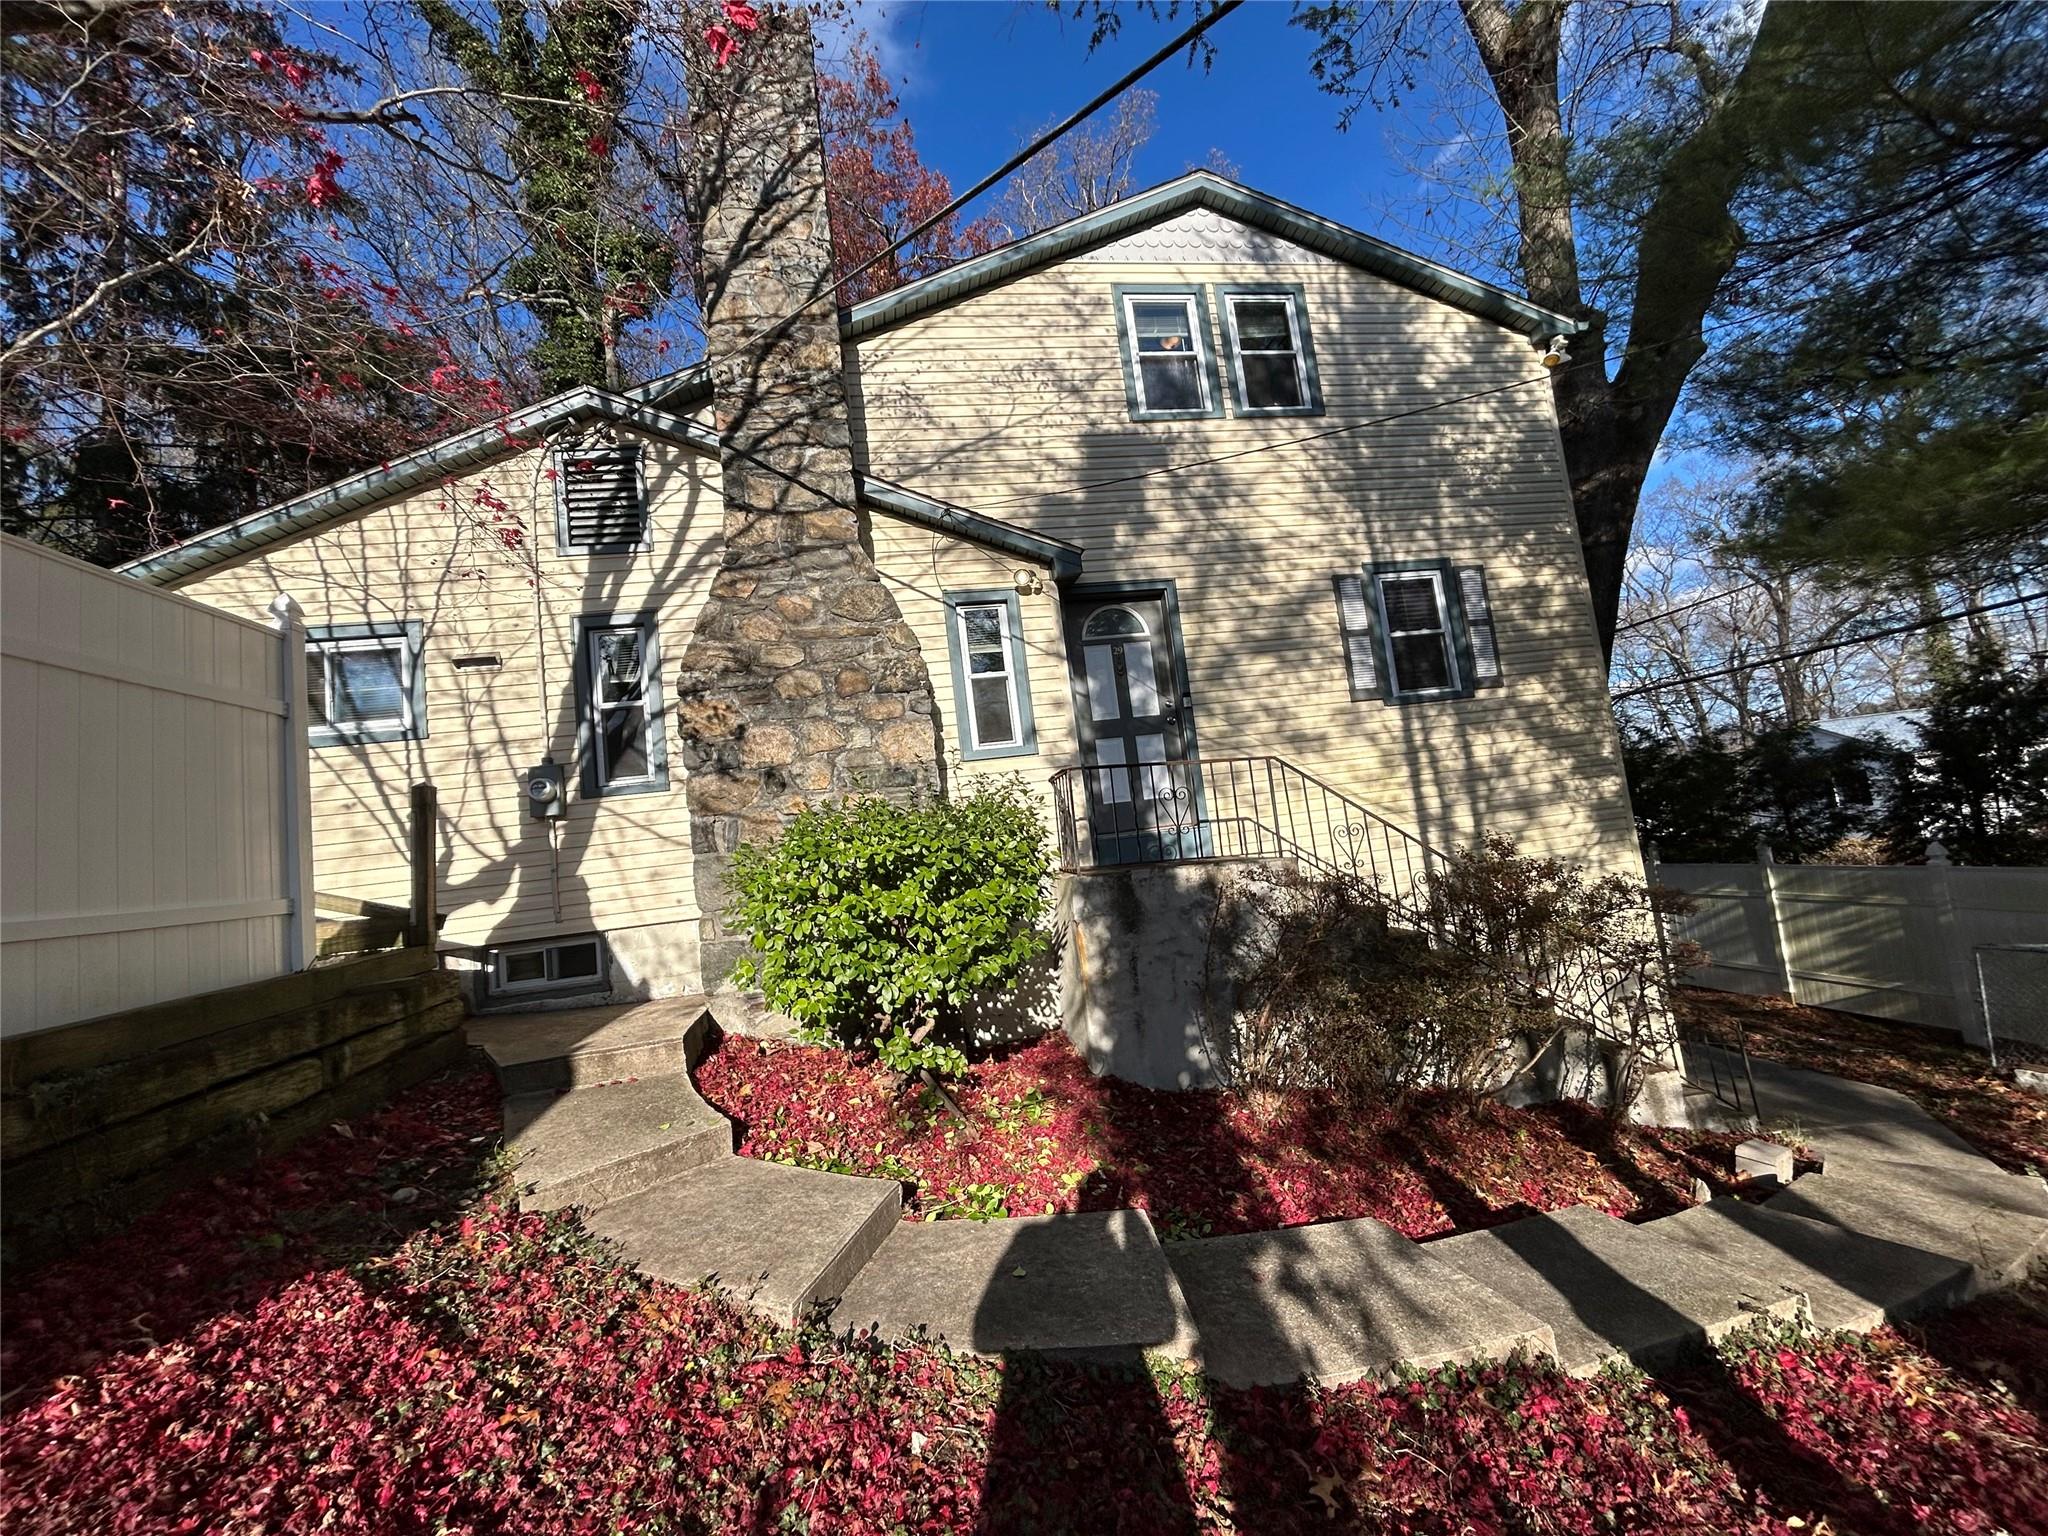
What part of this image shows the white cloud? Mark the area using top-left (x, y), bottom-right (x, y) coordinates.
top-left (814, 0), bottom-right (922, 90)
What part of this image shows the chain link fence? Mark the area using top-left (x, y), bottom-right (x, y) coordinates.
top-left (1977, 944), bottom-right (2048, 1068)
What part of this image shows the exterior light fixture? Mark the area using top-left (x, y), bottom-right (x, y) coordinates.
top-left (1540, 335), bottom-right (1572, 370)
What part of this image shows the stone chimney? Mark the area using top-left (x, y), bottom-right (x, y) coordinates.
top-left (676, 4), bottom-right (940, 986)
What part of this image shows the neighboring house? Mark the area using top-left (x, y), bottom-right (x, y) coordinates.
top-left (1804, 710), bottom-right (1925, 757)
top-left (121, 166), bottom-right (1632, 1014)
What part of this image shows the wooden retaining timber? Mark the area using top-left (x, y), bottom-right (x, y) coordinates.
top-left (2, 947), bottom-right (467, 1266)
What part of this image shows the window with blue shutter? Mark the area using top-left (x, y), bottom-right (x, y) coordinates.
top-left (1336, 562), bottom-right (1505, 704)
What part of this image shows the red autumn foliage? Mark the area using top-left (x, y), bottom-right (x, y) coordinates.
top-left (4, 1067), bottom-right (2045, 1533)
top-left (818, 41), bottom-right (1002, 304)
top-left (693, 1032), bottom-right (1757, 1236)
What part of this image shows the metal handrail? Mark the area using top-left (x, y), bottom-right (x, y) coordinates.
top-left (1050, 753), bottom-right (1671, 1060)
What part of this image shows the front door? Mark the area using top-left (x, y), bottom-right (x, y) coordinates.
top-left (1064, 591), bottom-right (1203, 864)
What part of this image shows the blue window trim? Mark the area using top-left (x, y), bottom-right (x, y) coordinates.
top-left (572, 611), bottom-right (670, 797)
top-left (305, 620), bottom-right (425, 748)
top-left (553, 441), bottom-right (651, 557)
top-left (1216, 283), bottom-right (1324, 417)
top-left (942, 588), bottom-right (1038, 761)
top-left (1111, 284), bottom-right (1225, 422)
top-left (1363, 560), bottom-right (1485, 705)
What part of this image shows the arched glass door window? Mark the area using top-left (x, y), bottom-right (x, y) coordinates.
top-left (1083, 605), bottom-right (1149, 639)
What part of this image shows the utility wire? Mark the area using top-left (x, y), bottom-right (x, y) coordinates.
top-left (1609, 591), bottom-right (2046, 701)
top-left (696, 0), bottom-right (1244, 380)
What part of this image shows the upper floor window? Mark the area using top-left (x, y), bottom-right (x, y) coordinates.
top-left (554, 443), bottom-right (648, 555)
top-left (1114, 287), bottom-right (1223, 421)
top-left (574, 612), bottom-right (668, 795)
top-left (1376, 569), bottom-right (1460, 697)
top-left (305, 621), bottom-right (424, 747)
top-left (1220, 286), bottom-right (1323, 416)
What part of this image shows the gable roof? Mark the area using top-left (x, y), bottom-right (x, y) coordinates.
top-left (627, 172), bottom-right (1582, 415)
top-left (118, 385), bottom-right (1080, 587)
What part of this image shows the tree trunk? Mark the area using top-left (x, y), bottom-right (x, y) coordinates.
top-left (1457, 0), bottom-right (1815, 663)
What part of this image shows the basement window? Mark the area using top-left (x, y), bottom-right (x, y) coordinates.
top-left (554, 443), bottom-right (649, 555)
top-left (491, 935), bottom-right (606, 995)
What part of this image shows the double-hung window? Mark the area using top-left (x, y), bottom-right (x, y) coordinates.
top-left (1376, 569), bottom-right (1460, 697)
top-left (1220, 286), bottom-right (1322, 416)
top-left (305, 621), bottom-right (424, 746)
top-left (554, 442), bottom-right (648, 555)
top-left (1115, 287), bottom-right (1222, 420)
top-left (943, 590), bottom-right (1037, 760)
top-left (574, 613), bottom-right (668, 795)
top-left (1332, 562), bottom-right (1504, 704)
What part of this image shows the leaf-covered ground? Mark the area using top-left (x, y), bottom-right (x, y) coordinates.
top-left (5, 1065), bottom-right (2046, 1535)
top-left (694, 1032), bottom-right (1755, 1238)
top-left (1679, 987), bottom-right (2048, 1175)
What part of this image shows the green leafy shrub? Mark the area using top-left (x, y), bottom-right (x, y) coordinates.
top-left (724, 781), bottom-right (1053, 1075)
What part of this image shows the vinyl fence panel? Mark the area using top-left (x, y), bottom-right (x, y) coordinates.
top-left (1655, 848), bottom-right (2048, 1042)
top-left (1, 535), bottom-right (313, 1036)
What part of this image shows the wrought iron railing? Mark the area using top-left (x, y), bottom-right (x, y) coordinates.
top-left (1050, 754), bottom-right (1440, 927)
top-left (1050, 753), bottom-right (1684, 1077)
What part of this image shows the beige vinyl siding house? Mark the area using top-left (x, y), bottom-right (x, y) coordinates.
top-left (127, 172), bottom-right (1637, 1009)
top-left (848, 204), bottom-right (1635, 874)
top-left (169, 412), bottom-right (1075, 1003)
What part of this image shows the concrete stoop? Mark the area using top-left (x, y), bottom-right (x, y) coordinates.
top-left (473, 999), bottom-right (2048, 1386)
top-left (469, 996), bottom-right (714, 1094)
top-left (1430, 1204), bottom-right (1804, 1375)
top-left (1162, 1218), bottom-right (1558, 1388)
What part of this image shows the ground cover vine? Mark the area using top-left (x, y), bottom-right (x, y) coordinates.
top-left (694, 1032), bottom-right (1756, 1237)
top-left (6, 1064), bottom-right (2045, 1534)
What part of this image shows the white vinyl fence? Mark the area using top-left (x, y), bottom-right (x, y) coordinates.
top-left (1652, 844), bottom-right (2048, 1045)
top-left (1, 535), bottom-right (314, 1036)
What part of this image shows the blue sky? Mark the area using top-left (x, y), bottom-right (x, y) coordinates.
top-left (829, 2), bottom-right (1423, 256)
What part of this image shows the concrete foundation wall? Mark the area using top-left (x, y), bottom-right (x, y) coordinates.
top-left (1058, 860), bottom-right (1273, 1090)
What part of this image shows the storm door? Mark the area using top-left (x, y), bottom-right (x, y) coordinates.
top-left (1064, 593), bottom-right (1204, 863)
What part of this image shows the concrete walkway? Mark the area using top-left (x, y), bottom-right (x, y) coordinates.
top-left (471, 1002), bottom-right (2048, 1384)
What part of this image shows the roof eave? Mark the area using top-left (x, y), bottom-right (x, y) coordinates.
top-left (855, 474), bottom-right (1084, 582)
top-left (844, 172), bottom-right (1584, 344)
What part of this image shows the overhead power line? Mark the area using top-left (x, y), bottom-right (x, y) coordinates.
top-left (698, 0), bottom-right (1245, 380)
top-left (1609, 591), bottom-right (2046, 701)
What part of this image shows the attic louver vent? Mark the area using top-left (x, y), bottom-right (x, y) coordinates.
top-left (555, 445), bottom-right (646, 554)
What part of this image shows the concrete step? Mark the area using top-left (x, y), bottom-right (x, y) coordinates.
top-left (1163, 1217), bottom-right (1557, 1388)
top-left (504, 1073), bottom-right (731, 1212)
top-left (833, 1209), bottom-right (1183, 1359)
top-left (1657, 1199), bottom-right (1974, 1333)
top-left (1428, 1204), bottom-right (1803, 1375)
top-left (1744, 1058), bottom-right (1992, 1172)
top-left (468, 996), bottom-right (712, 1094)
top-left (588, 1157), bottom-right (901, 1327)
top-left (1766, 1158), bottom-right (2048, 1292)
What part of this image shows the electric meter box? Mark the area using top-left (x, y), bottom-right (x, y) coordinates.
top-left (525, 759), bottom-right (566, 820)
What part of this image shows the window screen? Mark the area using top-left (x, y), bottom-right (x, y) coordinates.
top-left (576, 613), bottom-right (667, 795)
top-left (1376, 571), bottom-right (1459, 696)
top-left (956, 602), bottom-right (1021, 750)
top-left (556, 444), bottom-right (646, 554)
top-left (1229, 296), bottom-right (1305, 410)
top-left (305, 623), bottom-right (423, 746)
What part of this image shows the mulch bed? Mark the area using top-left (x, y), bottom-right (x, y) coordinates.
top-left (5, 1064), bottom-right (2046, 1535)
top-left (694, 1032), bottom-right (1761, 1240)
top-left (1678, 988), bottom-right (2048, 1175)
